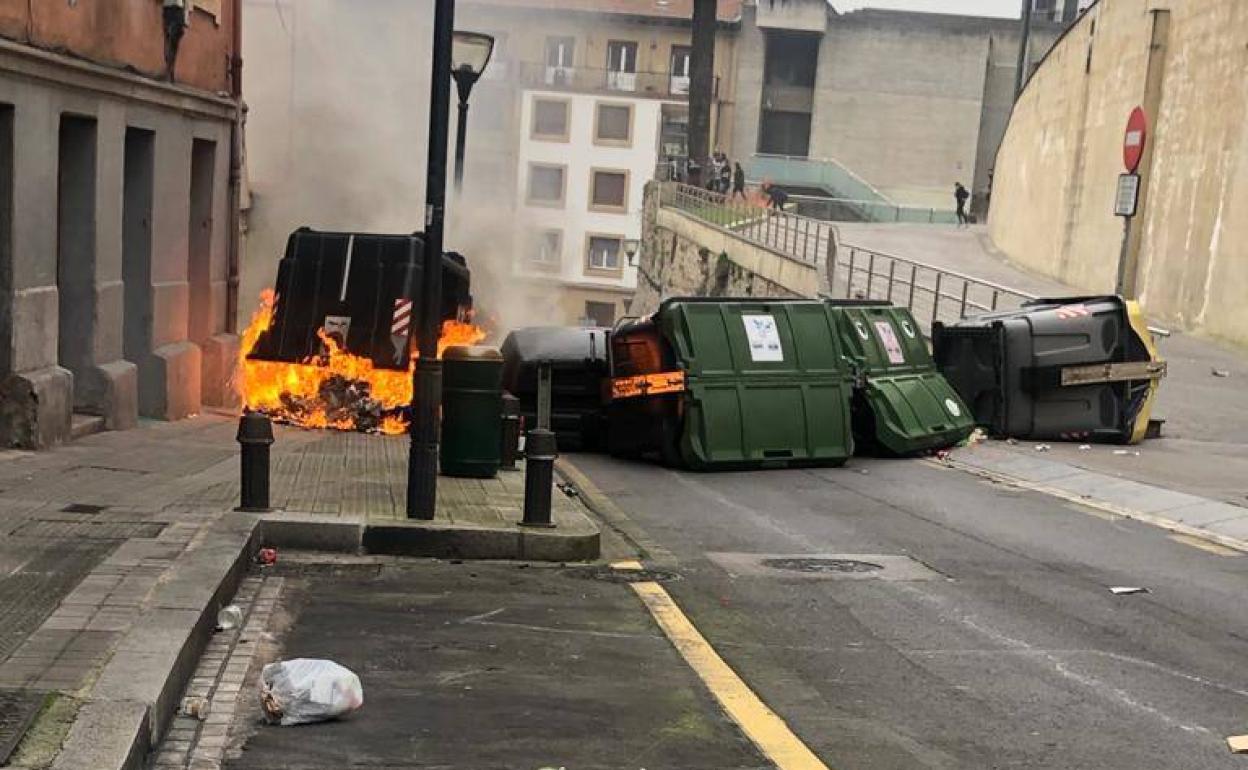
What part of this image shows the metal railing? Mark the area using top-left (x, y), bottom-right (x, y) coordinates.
top-left (659, 183), bottom-right (828, 265)
top-left (506, 61), bottom-right (718, 100)
top-left (790, 194), bottom-right (960, 225)
top-left (829, 243), bottom-right (1037, 331)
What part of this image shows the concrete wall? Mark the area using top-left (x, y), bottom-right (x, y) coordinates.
top-left (990, 0), bottom-right (1248, 347)
top-left (0, 44), bottom-right (236, 448)
top-left (731, 4), bottom-right (1061, 209)
top-left (631, 183), bottom-right (816, 315)
top-left (0, 0), bottom-right (236, 93)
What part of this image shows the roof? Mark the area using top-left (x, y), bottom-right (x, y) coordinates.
top-left (465, 0), bottom-right (743, 23)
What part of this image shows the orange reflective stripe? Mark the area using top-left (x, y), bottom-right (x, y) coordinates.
top-left (610, 371), bottom-right (686, 400)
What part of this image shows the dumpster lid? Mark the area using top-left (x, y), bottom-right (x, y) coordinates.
top-left (444, 345), bottom-right (502, 361)
top-left (501, 326), bottom-right (609, 363)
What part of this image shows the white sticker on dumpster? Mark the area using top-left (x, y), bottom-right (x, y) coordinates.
top-left (742, 314), bottom-right (784, 362)
top-left (873, 321), bottom-right (906, 365)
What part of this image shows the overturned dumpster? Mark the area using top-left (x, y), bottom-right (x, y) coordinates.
top-left (827, 301), bottom-right (975, 456)
top-left (932, 296), bottom-right (1165, 444)
top-left (608, 298), bottom-right (854, 470)
top-left (248, 227), bottom-right (472, 371)
top-left (500, 326), bottom-right (609, 451)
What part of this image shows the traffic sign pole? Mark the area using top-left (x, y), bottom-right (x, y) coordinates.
top-left (1115, 107), bottom-right (1148, 296)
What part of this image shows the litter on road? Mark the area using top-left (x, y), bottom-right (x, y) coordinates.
top-left (1212, 368), bottom-right (1231, 378)
top-left (261, 658), bottom-right (364, 726)
top-left (216, 604), bottom-right (243, 631)
top-left (1034, 444), bottom-right (1051, 452)
top-left (1109, 586), bottom-right (1150, 595)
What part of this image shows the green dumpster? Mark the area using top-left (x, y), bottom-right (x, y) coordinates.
top-left (609, 298), bottom-right (854, 470)
top-left (440, 345), bottom-right (504, 478)
top-left (828, 302), bottom-right (974, 456)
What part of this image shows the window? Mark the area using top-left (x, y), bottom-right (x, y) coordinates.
top-left (530, 229), bottom-right (562, 266)
top-left (670, 45), bottom-right (691, 96)
top-left (606, 41), bottom-right (637, 73)
top-left (586, 235), bottom-right (623, 272)
top-left (606, 41), bottom-right (638, 91)
top-left (526, 163), bottom-right (565, 206)
top-left (585, 301), bottom-right (616, 328)
top-left (594, 102), bottom-right (633, 145)
top-left (590, 169), bottom-right (628, 212)
top-left (545, 36), bottom-right (575, 86)
top-left (545, 36), bottom-right (574, 68)
top-left (531, 98), bottom-right (569, 140)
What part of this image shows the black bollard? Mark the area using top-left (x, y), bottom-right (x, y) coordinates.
top-left (500, 393), bottom-right (521, 471)
top-left (521, 427), bottom-right (557, 527)
top-left (236, 412), bottom-right (275, 512)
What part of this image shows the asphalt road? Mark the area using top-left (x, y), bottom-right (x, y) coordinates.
top-left (568, 452), bottom-right (1248, 770)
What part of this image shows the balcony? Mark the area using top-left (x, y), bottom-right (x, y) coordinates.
top-left (509, 61), bottom-right (718, 101)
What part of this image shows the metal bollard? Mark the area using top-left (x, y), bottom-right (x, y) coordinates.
top-left (522, 362), bottom-right (556, 527)
top-left (236, 412), bottom-right (275, 512)
top-left (521, 427), bottom-right (557, 527)
top-left (500, 393), bottom-right (521, 471)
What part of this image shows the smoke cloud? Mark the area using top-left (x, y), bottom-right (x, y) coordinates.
top-left (241, 0), bottom-right (608, 341)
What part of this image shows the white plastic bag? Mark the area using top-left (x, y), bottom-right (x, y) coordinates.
top-left (260, 658), bottom-right (364, 726)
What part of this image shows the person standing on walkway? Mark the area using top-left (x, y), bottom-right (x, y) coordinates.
top-left (954, 182), bottom-right (970, 227)
top-left (719, 157), bottom-right (732, 195)
top-left (731, 162), bottom-right (746, 201)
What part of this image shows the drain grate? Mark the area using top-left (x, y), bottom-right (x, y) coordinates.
top-left (762, 557), bottom-right (884, 574)
top-left (60, 503), bottom-right (109, 514)
top-left (564, 565), bottom-right (681, 584)
top-left (0, 689), bottom-right (46, 764)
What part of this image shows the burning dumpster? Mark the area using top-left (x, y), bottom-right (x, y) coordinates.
top-left (236, 228), bottom-right (483, 434)
top-left (932, 296), bottom-right (1166, 444)
top-left (607, 298), bottom-right (855, 470)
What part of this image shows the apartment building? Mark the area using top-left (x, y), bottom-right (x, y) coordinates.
top-left (462, 0), bottom-right (742, 326)
top-left (0, 0), bottom-right (243, 449)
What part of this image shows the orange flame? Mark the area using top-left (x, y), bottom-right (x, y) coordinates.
top-left (234, 290), bottom-right (486, 435)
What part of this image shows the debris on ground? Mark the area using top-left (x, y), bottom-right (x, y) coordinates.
top-left (1034, 444), bottom-right (1051, 452)
top-left (1212, 368), bottom-right (1231, 378)
top-left (257, 547), bottom-right (278, 566)
top-left (959, 428), bottom-right (987, 448)
top-left (261, 658), bottom-right (364, 726)
top-left (216, 604), bottom-right (243, 631)
top-left (180, 696), bottom-right (210, 720)
top-left (1006, 438), bottom-right (1019, 446)
top-left (935, 449), bottom-right (952, 463)
top-left (1078, 444), bottom-right (1092, 451)
top-left (1112, 449), bottom-right (1141, 457)
top-left (1109, 586), bottom-right (1150, 595)
top-left (268, 375), bottom-right (404, 434)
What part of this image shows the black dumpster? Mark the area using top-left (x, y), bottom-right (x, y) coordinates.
top-left (248, 228), bottom-right (472, 370)
top-left (499, 326), bottom-right (609, 451)
top-left (932, 296), bottom-right (1166, 444)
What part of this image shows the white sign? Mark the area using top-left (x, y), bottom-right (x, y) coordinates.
top-left (873, 321), bottom-right (906, 365)
top-left (944, 398), bottom-right (962, 418)
top-left (1115, 173), bottom-right (1140, 217)
top-left (742, 314), bottom-right (784, 362)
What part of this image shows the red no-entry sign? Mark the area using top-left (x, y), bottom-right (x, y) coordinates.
top-left (1123, 107), bottom-right (1148, 173)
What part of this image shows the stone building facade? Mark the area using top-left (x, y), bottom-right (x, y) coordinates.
top-left (0, 0), bottom-right (242, 448)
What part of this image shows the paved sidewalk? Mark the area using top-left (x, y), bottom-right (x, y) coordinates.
top-left (834, 223), bottom-right (1248, 508)
top-left (0, 415), bottom-right (596, 770)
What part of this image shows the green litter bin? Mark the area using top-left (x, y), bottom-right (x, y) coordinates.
top-left (828, 301), bottom-right (974, 456)
top-left (440, 345), bottom-right (504, 478)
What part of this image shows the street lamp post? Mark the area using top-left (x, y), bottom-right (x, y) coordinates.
top-left (451, 32), bottom-right (495, 194)
top-left (622, 238), bottom-right (640, 267)
top-left (408, 0), bottom-right (456, 520)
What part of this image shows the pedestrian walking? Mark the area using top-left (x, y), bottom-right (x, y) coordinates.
top-left (731, 162), bottom-right (746, 201)
top-left (954, 182), bottom-right (970, 227)
top-left (719, 158), bottom-right (732, 196)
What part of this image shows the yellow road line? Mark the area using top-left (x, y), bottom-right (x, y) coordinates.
top-left (629, 580), bottom-right (833, 770)
top-left (1228, 734), bottom-right (1248, 753)
top-left (1169, 534), bottom-right (1241, 557)
top-left (610, 559), bottom-right (645, 571)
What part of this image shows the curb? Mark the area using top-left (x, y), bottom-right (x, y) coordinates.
top-left (258, 509), bottom-right (601, 563)
top-left (940, 457), bottom-right (1248, 556)
top-left (51, 513), bottom-right (261, 770)
top-left (554, 456), bottom-right (677, 567)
